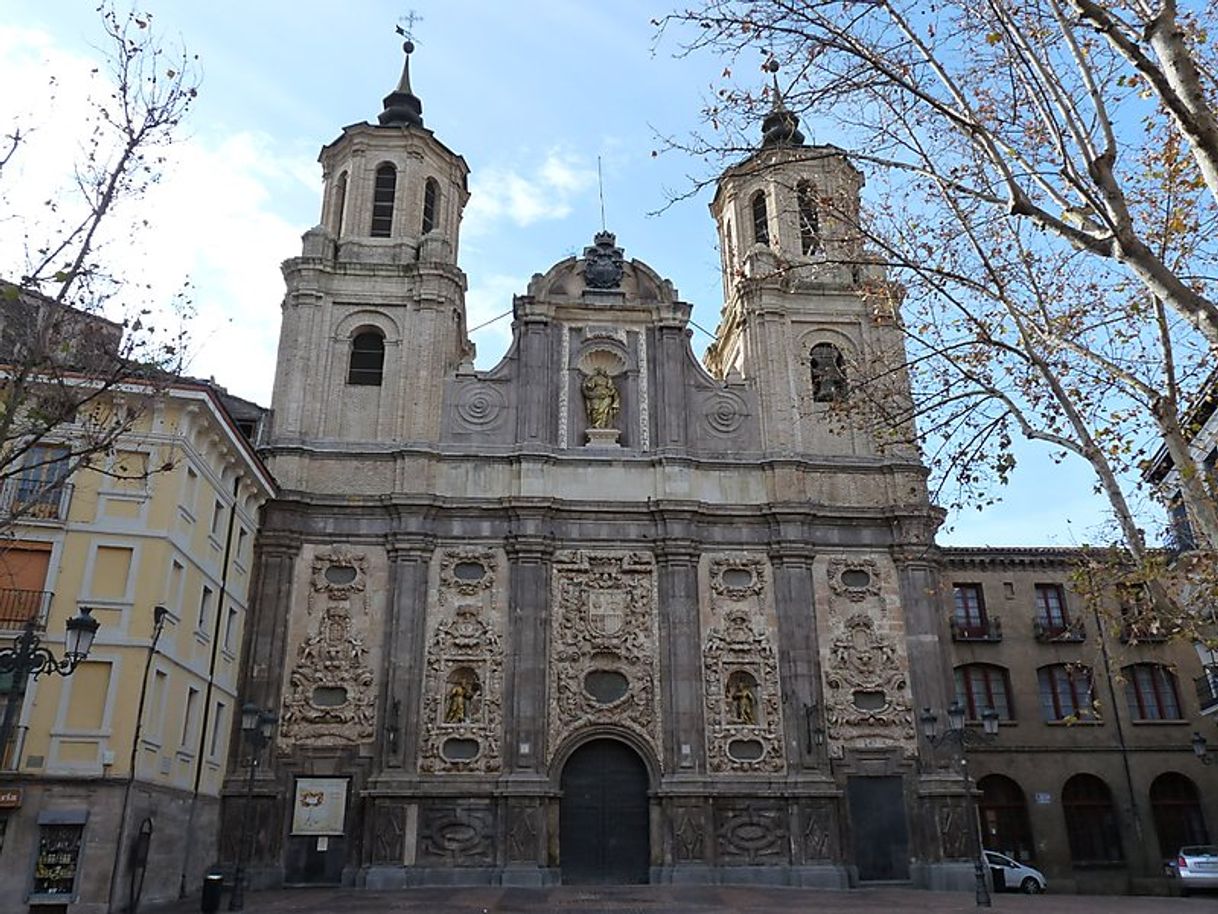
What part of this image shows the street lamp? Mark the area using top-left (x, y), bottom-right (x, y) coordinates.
top-left (921, 701), bottom-right (999, 908)
top-left (229, 702), bottom-right (276, 911)
top-left (1192, 731), bottom-right (1215, 765)
top-left (0, 607), bottom-right (100, 767)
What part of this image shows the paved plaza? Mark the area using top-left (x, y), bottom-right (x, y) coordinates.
top-left (152, 884), bottom-right (1212, 913)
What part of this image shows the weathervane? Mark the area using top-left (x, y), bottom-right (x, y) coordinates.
top-left (395, 10), bottom-right (423, 45)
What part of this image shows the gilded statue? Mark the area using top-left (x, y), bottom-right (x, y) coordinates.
top-left (728, 677), bottom-right (756, 725)
top-left (445, 678), bottom-right (477, 723)
top-left (581, 368), bottom-right (620, 430)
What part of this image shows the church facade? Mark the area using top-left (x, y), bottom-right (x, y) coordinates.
top-left (226, 45), bottom-right (1047, 891)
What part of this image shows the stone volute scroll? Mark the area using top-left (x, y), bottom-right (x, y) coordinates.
top-left (418, 548), bottom-right (505, 773)
top-left (280, 545), bottom-right (377, 745)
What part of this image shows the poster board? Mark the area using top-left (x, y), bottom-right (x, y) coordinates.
top-left (290, 777), bottom-right (348, 836)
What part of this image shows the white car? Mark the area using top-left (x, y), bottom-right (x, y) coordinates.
top-left (985, 850), bottom-right (1047, 894)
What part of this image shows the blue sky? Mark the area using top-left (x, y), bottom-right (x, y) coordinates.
top-left (0, 1), bottom-right (1128, 546)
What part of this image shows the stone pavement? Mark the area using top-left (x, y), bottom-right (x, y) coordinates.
top-left (148, 884), bottom-right (1212, 913)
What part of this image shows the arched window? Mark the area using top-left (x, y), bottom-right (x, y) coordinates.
top-left (809, 342), bottom-right (847, 402)
top-left (370, 163), bottom-right (397, 237)
top-left (347, 330), bottom-right (385, 386)
top-left (1062, 774), bottom-right (1123, 863)
top-left (954, 664), bottom-right (1013, 720)
top-left (422, 177), bottom-right (439, 235)
top-left (751, 190), bottom-right (770, 246)
top-left (797, 180), bottom-right (820, 255)
top-left (1150, 772), bottom-right (1208, 858)
top-left (333, 171), bottom-right (348, 236)
top-left (978, 775), bottom-right (1035, 862)
top-left (1037, 663), bottom-right (1098, 721)
top-left (1124, 663), bottom-right (1182, 720)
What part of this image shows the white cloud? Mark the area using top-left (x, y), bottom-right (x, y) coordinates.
top-left (463, 150), bottom-right (596, 236)
top-left (0, 23), bottom-right (314, 406)
top-left (465, 273), bottom-right (524, 369)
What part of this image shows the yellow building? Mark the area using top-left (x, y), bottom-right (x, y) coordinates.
top-left (0, 380), bottom-right (275, 913)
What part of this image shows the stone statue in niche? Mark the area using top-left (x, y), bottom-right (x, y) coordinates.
top-left (727, 671), bottom-right (757, 725)
top-left (581, 367), bottom-right (620, 430)
top-left (444, 669), bottom-right (480, 724)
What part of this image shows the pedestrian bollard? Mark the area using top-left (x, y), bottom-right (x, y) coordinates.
top-left (200, 868), bottom-right (224, 913)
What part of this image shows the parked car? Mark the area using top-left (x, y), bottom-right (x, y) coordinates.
top-left (984, 850), bottom-right (1047, 894)
top-left (1174, 845), bottom-right (1218, 896)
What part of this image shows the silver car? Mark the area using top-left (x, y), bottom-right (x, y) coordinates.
top-left (984, 850), bottom-right (1047, 894)
top-left (1175, 845), bottom-right (1218, 896)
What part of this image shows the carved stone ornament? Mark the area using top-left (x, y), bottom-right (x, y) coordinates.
top-left (582, 230), bottom-right (625, 289)
top-left (938, 801), bottom-right (971, 860)
top-left (370, 802), bottom-right (406, 865)
top-left (715, 801), bottom-right (789, 865)
top-left (822, 612), bottom-right (915, 756)
top-left (826, 556), bottom-right (882, 604)
top-left (801, 802), bottom-right (838, 862)
top-left (672, 805), bottom-right (706, 862)
top-left (417, 801), bottom-right (494, 865)
top-left (548, 551), bottom-right (660, 764)
top-left (419, 548), bottom-right (504, 773)
top-left (506, 803), bottom-right (540, 864)
top-left (703, 556), bottom-right (784, 774)
top-left (281, 546), bottom-right (376, 745)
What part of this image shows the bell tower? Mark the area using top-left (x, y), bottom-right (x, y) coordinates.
top-left (705, 86), bottom-right (915, 460)
top-left (268, 39), bottom-right (471, 466)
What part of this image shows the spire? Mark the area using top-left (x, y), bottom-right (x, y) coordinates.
top-left (379, 38), bottom-right (424, 128)
top-left (760, 59), bottom-right (804, 148)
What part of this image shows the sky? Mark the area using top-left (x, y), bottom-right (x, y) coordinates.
top-left (0, 1), bottom-right (1136, 547)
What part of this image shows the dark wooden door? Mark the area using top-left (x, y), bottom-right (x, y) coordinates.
top-left (284, 835), bottom-right (346, 885)
top-left (560, 739), bottom-right (650, 884)
top-left (847, 775), bottom-right (910, 881)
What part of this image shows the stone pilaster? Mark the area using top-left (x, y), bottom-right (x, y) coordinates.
top-left (385, 533), bottom-right (436, 770)
top-left (769, 540), bottom-right (821, 770)
top-left (503, 530), bottom-right (553, 772)
top-left (655, 537), bottom-right (705, 773)
top-left (240, 530), bottom-right (302, 718)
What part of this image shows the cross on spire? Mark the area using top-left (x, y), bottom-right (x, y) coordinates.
top-left (395, 10), bottom-right (423, 44)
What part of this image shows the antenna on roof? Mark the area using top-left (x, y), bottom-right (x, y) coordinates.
top-left (597, 156), bottom-right (607, 232)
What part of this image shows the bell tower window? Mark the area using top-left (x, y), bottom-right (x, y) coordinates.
top-left (348, 330), bottom-right (386, 386)
top-left (750, 190), bottom-right (770, 246)
top-left (810, 343), bottom-right (847, 402)
top-left (422, 177), bottom-right (439, 234)
top-left (333, 171), bottom-right (348, 236)
top-left (797, 181), bottom-right (820, 255)
top-left (370, 164), bottom-right (397, 238)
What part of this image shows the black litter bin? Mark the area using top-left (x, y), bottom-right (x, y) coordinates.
top-left (200, 868), bottom-right (225, 913)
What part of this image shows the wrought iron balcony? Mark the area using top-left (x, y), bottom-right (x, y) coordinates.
top-left (1197, 667), bottom-right (1218, 714)
top-left (951, 616), bottom-right (1002, 642)
top-left (0, 477), bottom-right (72, 524)
top-left (0, 589), bottom-right (52, 631)
top-left (1118, 623), bottom-right (1170, 644)
top-left (1033, 617), bottom-right (1085, 643)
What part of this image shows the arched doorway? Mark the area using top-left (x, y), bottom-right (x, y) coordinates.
top-left (1151, 772), bottom-right (1209, 859)
top-left (978, 774), bottom-right (1035, 862)
top-left (559, 738), bottom-right (650, 884)
top-left (1062, 773), bottom-right (1124, 864)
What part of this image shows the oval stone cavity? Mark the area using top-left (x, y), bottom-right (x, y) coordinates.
top-left (312, 686), bottom-right (348, 707)
top-left (584, 670), bottom-right (629, 704)
top-left (453, 561), bottom-right (486, 582)
top-left (727, 739), bottom-right (764, 762)
top-left (841, 568), bottom-right (871, 588)
top-left (722, 568), bottom-right (754, 589)
top-left (441, 738), bottom-right (480, 761)
top-left (324, 565), bottom-right (357, 585)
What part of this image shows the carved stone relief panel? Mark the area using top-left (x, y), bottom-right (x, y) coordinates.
top-left (505, 802), bottom-right (542, 864)
top-left (280, 544), bottom-right (381, 745)
top-left (714, 800), bottom-right (789, 866)
top-left (817, 554), bottom-right (916, 758)
top-left (370, 801), bottom-right (406, 865)
top-left (800, 800), bottom-right (839, 863)
top-left (937, 800), bottom-right (971, 859)
top-left (416, 801), bottom-right (495, 866)
top-left (548, 550), bottom-right (660, 764)
top-left (700, 554), bottom-right (785, 774)
top-left (418, 547), bottom-right (505, 773)
top-left (671, 803), bottom-right (707, 863)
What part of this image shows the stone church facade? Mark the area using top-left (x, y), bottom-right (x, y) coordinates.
top-left (227, 44), bottom-right (987, 891)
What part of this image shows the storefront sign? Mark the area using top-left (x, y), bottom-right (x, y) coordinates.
top-left (1034, 792), bottom-right (1052, 805)
top-left (290, 778), bottom-right (348, 836)
top-left (0, 788), bottom-right (22, 809)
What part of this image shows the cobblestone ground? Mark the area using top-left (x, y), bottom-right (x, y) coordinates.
top-left (151, 884), bottom-right (1213, 913)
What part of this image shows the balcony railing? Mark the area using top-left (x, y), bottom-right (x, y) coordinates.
top-left (1197, 667), bottom-right (1218, 714)
top-left (951, 616), bottom-right (1003, 642)
top-left (0, 477), bottom-right (72, 524)
top-left (1033, 617), bottom-right (1086, 643)
top-left (1118, 623), bottom-right (1170, 644)
top-left (0, 589), bottom-right (52, 631)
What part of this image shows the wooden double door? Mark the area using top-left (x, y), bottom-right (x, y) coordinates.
top-left (559, 739), bottom-right (650, 884)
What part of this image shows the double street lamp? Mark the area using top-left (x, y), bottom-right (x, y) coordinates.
top-left (921, 700), bottom-right (999, 908)
top-left (0, 607), bottom-right (100, 767)
top-left (229, 702), bottom-right (276, 911)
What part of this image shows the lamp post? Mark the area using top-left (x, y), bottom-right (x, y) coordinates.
top-left (229, 702), bottom-right (276, 911)
top-left (1192, 730), bottom-right (1216, 765)
top-left (0, 607), bottom-right (100, 768)
top-left (921, 700), bottom-right (999, 907)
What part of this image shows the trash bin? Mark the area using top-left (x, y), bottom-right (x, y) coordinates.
top-left (200, 868), bottom-right (224, 913)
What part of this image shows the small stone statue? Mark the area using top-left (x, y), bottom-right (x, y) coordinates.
top-left (581, 368), bottom-right (620, 430)
top-left (728, 678), bottom-right (756, 725)
top-left (445, 678), bottom-right (476, 723)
